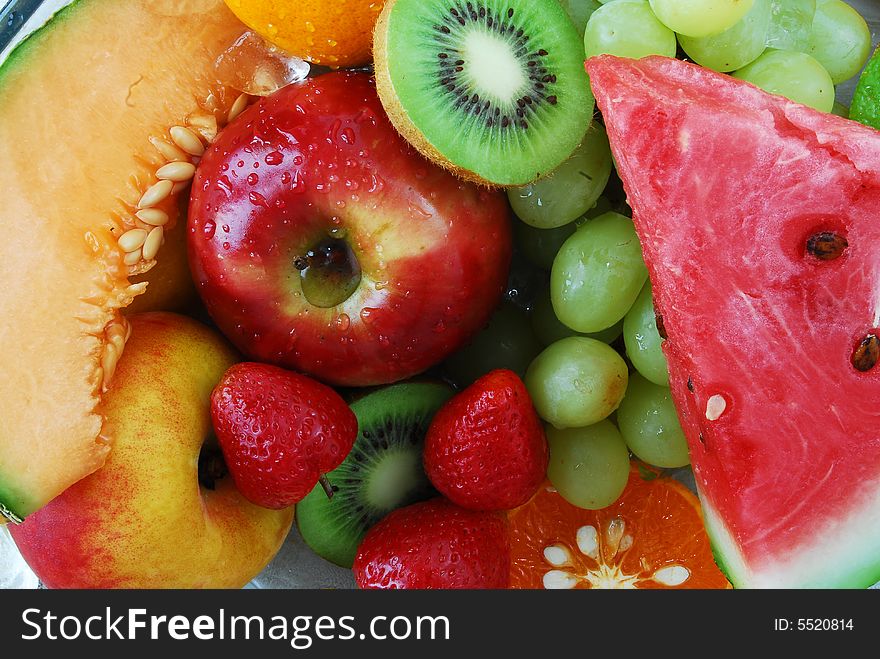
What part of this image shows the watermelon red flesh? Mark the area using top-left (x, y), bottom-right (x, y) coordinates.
top-left (587, 55), bottom-right (880, 588)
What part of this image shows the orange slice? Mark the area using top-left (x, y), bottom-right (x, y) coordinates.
top-left (509, 466), bottom-right (731, 589)
top-left (223, 0), bottom-right (384, 68)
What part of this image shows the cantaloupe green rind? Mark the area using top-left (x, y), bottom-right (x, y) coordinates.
top-left (701, 489), bottom-right (880, 589)
top-left (0, 1), bottom-right (78, 81)
top-left (0, 488), bottom-right (28, 524)
top-left (0, 0), bottom-right (87, 524)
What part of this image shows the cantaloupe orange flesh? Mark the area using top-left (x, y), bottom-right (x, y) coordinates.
top-left (0, 0), bottom-right (246, 520)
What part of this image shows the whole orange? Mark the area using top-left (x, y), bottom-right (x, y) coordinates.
top-left (223, 0), bottom-right (385, 67)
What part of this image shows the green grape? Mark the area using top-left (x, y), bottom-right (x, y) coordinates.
top-left (560, 0), bottom-right (604, 36)
top-left (546, 421), bottom-right (631, 510)
top-left (444, 302), bottom-right (542, 386)
top-left (649, 0), bottom-right (755, 37)
top-left (514, 198), bottom-right (612, 272)
top-left (509, 122), bottom-right (612, 229)
top-left (623, 281), bottom-right (669, 386)
top-left (678, 0), bottom-right (771, 72)
top-left (531, 284), bottom-right (623, 347)
top-left (584, 0), bottom-right (677, 60)
top-left (733, 49), bottom-right (834, 113)
top-left (551, 211), bottom-right (648, 333)
top-left (831, 101), bottom-right (849, 119)
top-left (807, 0), bottom-right (872, 85)
top-left (616, 374), bottom-right (690, 469)
top-left (766, 0), bottom-right (816, 52)
top-left (524, 337), bottom-right (628, 429)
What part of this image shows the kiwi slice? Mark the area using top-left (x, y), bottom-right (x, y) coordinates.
top-left (374, 0), bottom-right (595, 187)
top-left (296, 381), bottom-right (454, 568)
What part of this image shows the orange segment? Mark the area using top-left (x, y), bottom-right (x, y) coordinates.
top-left (223, 0), bottom-right (385, 68)
top-left (509, 466), bottom-right (731, 589)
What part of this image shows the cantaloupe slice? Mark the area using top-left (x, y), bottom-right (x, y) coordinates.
top-left (0, 0), bottom-right (248, 521)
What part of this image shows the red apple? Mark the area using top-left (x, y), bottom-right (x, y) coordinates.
top-left (188, 72), bottom-right (512, 387)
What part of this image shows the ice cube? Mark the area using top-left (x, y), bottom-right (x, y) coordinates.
top-left (215, 31), bottom-right (311, 97)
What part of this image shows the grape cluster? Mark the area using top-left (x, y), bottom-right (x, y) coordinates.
top-left (442, 0), bottom-right (873, 512)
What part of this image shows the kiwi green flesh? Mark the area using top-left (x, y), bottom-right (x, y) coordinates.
top-left (295, 381), bottom-right (454, 568)
top-left (381, 0), bottom-right (594, 186)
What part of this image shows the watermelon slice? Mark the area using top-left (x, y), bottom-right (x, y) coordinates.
top-left (587, 55), bottom-right (880, 589)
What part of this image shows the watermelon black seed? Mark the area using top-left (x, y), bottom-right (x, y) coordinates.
top-left (806, 231), bottom-right (848, 261)
top-left (687, 378), bottom-right (694, 392)
top-left (654, 308), bottom-right (668, 340)
top-left (852, 334), bottom-right (879, 372)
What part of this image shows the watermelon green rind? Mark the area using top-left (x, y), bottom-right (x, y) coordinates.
top-left (703, 494), bottom-right (880, 589)
top-left (588, 54), bottom-right (880, 589)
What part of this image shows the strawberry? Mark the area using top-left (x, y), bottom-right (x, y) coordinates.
top-left (424, 369), bottom-right (548, 511)
top-left (353, 498), bottom-right (509, 589)
top-left (211, 362), bottom-right (357, 509)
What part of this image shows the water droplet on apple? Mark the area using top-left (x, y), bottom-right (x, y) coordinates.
top-left (336, 313), bottom-right (351, 332)
top-left (249, 191), bottom-right (269, 207)
top-left (203, 220), bottom-right (216, 239)
top-left (265, 151), bottom-right (284, 166)
top-left (367, 174), bottom-right (384, 194)
top-left (340, 127), bottom-right (356, 145)
top-left (247, 173), bottom-right (259, 186)
top-left (360, 307), bottom-right (377, 325)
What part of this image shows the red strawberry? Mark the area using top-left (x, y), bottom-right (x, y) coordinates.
top-left (211, 362), bottom-right (357, 509)
top-left (353, 498), bottom-right (509, 589)
top-left (424, 369), bottom-right (548, 511)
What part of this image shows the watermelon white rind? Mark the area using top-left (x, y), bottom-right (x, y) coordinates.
top-left (588, 54), bottom-right (880, 589)
top-left (701, 491), bottom-right (880, 589)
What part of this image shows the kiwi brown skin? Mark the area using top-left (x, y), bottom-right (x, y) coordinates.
top-left (374, 0), bottom-right (512, 188)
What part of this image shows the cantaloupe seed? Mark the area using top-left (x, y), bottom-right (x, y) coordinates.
top-left (118, 229), bottom-right (148, 253)
top-left (100, 92), bottom-right (257, 392)
top-left (142, 227), bottom-right (164, 262)
top-left (137, 180), bottom-right (174, 210)
top-left (135, 209), bottom-right (169, 227)
top-left (149, 137), bottom-right (189, 162)
top-left (228, 93), bottom-right (249, 123)
top-left (170, 125), bottom-right (205, 157)
top-left (156, 161), bottom-right (196, 182)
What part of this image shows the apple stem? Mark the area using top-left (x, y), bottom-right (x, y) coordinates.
top-left (319, 475), bottom-right (335, 500)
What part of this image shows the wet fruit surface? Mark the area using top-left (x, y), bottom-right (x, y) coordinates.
top-left (424, 370), bottom-right (548, 511)
top-left (354, 498), bottom-right (510, 589)
top-left (188, 72), bottom-right (512, 387)
top-left (211, 362), bottom-right (358, 508)
top-left (509, 468), bottom-right (730, 589)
